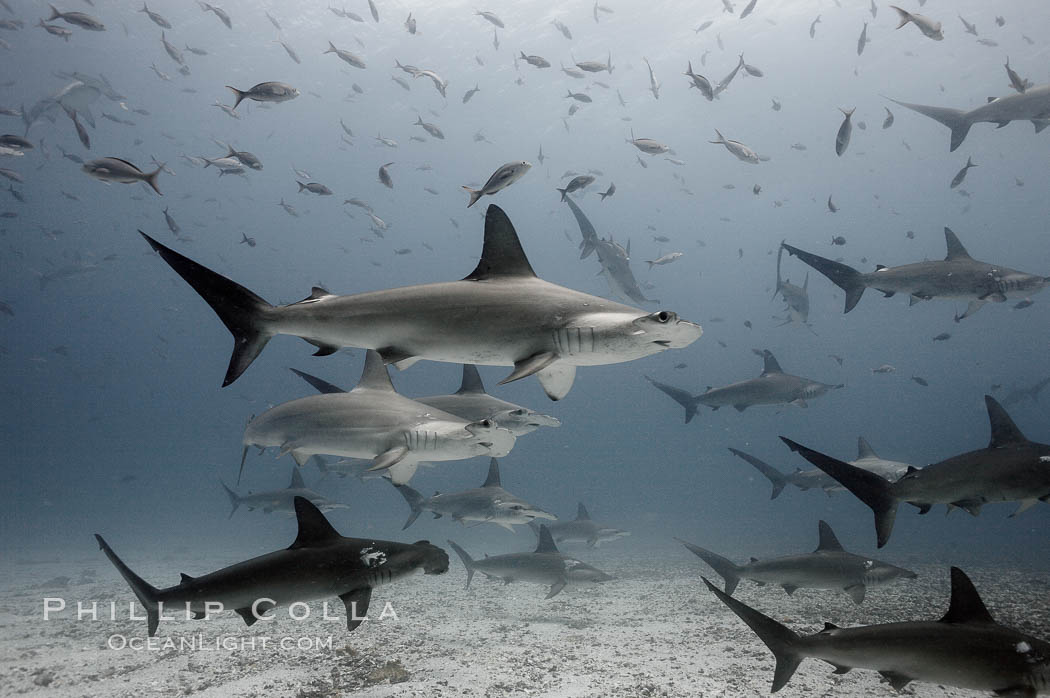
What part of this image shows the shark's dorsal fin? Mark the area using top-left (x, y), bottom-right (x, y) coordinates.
top-left (457, 364), bottom-right (486, 394)
top-left (463, 205), bottom-right (537, 280)
top-left (815, 520), bottom-right (845, 552)
top-left (535, 524), bottom-right (560, 554)
top-left (760, 350), bottom-right (784, 375)
top-left (943, 227), bottom-right (972, 261)
top-left (939, 567), bottom-right (995, 624)
top-left (289, 497), bottom-right (342, 549)
top-left (352, 350), bottom-right (395, 393)
top-left (576, 502), bottom-right (591, 520)
top-left (857, 436), bottom-right (879, 460)
top-left (180, 573), bottom-right (195, 584)
top-left (288, 467), bottom-right (306, 490)
top-left (481, 458), bottom-right (501, 488)
top-left (985, 395), bottom-right (1028, 448)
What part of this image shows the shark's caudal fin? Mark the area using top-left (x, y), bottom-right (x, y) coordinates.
top-left (702, 577), bottom-right (802, 692)
top-left (563, 197), bottom-right (599, 260)
top-left (888, 97), bottom-right (972, 152)
top-left (289, 368), bottom-right (345, 394)
top-left (393, 482), bottom-right (426, 529)
top-left (729, 448), bottom-right (788, 500)
top-left (446, 540), bottom-right (475, 588)
top-left (780, 243), bottom-right (865, 313)
top-left (94, 534), bottom-right (162, 636)
top-left (140, 232), bottom-right (274, 386)
top-left (220, 481), bottom-right (240, 518)
top-left (481, 458), bottom-right (501, 487)
top-left (644, 375), bottom-right (703, 424)
top-left (677, 538), bottom-right (743, 596)
top-left (781, 437), bottom-right (898, 548)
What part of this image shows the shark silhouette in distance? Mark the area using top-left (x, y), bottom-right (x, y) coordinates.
top-left (781, 396), bottom-right (1050, 547)
top-left (96, 497), bottom-right (448, 635)
top-left (140, 205), bottom-right (700, 399)
top-left (781, 228), bottom-right (1048, 322)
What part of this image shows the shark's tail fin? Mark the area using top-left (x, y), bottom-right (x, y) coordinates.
top-left (780, 243), bottom-right (865, 313)
top-left (780, 437), bottom-right (898, 548)
top-left (220, 481), bottom-right (240, 518)
top-left (446, 540), bottom-right (475, 589)
top-left (94, 535), bottom-right (162, 636)
top-left (139, 232), bottom-right (274, 386)
top-left (888, 97), bottom-right (972, 152)
top-left (702, 577), bottom-right (802, 692)
top-left (225, 85), bottom-right (247, 110)
top-left (728, 447), bottom-right (787, 499)
top-left (393, 483), bottom-right (426, 530)
top-left (556, 187), bottom-right (568, 202)
top-left (676, 538), bottom-right (743, 595)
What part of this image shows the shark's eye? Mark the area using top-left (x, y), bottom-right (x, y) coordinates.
top-left (655, 311), bottom-right (671, 323)
top-left (478, 419), bottom-right (493, 428)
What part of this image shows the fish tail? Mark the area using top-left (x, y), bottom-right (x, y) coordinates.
top-left (225, 85), bottom-right (246, 110)
top-left (780, 437), bottom-right (898, 548)
top-left (462, 186), bottom-right (483, 208)
top-left (556, 187), bottom-right (568, 202)
top-left (220, 481), bottom-right (240, 518)
top-left (890, 5), bottom-right (912, 29)
top-left (139, 232), bottom-right (275, 386)
top-left (702, 577), bottom-right (802, 692)
top-left (95, 534), bottom-right (162, 636)
top-left (47, 4), bottom-right (61, 20)
top-left (728, 448), bottom-right (787, 500)
top-left (677, 539), bottom-right (742, 595)
top-left (446, 540), bottom-right (475, 589)
top-left (297, 181), bottom-right (306, 192)
top-left (324, 40), bottom-right (335, 53)
top-left (145, 165), bottom-right (163, 195)
top-left (393, 483), bottom-right (425, 529)
top-left (888, 97), bottom-right (972, 151)
top-left (780, 242), bottom-right (865, 313)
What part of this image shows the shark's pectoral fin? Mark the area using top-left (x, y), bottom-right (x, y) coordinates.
top-left (234, 602), bottom-right (269, 627)
top-left (385, 459), bottom-right (419, 485)
top-left (340, 587), bottom-right (372, 632)
top-left (878, 671), bottom-right (912, 691)
top-left (376, 346), bottom-right (417, 368)
top-left (781, 584), bottom-right (798, 596)
top-left (369, 445), bottom-right (410, 472)
top-left (791, 399), bottom-right (808, 408)
top-left (908, 295), bottom-right (921, 306)
top-left (881, 290), bottom-right (896, 298)
top-left (909, 501), bottom-right (933, 515)
top-left (304, 338), bottom-right (340, 356)
top-left (545, 579), bottom-right (567, 599)
top-left (499, 352), bottom-right (558, 385)
top-left (536, 363), bottom-right (576, 401)
top-left (830, 663), bottom-right (852, 675)
top-left (1033, 120), bottom-right (1050, 134)
top-left (1010, 499), bottom-right (1040, 518)
top-left (844, 584), bottom-right (866, 604)
top-left (948, 499), bottom-right (983, 516)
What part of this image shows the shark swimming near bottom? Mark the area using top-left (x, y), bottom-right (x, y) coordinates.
top-left (392, 458), bottom-right (556, 530)
top-left (221, 467), bottom-right (347, 518)
top-left (448, 525), bottom-right (613, 598)
top-left (781, 395), bottom-right (1050, 548)
top-left (531, 502), bottom-right (630, 547)
top-left (139, 204), bottom-right (699, 399)
top-left (678, 520), bottom-right (916, 604)
top-left (781, 228), bottom-right (1049, 321)
top-left (96, 497), bottom-right (449, 635)
top-left (704, 567), bottom-right (1050, 695)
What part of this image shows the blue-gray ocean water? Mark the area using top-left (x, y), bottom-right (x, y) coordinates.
top-left (2, 0), bottom-right (1049, 611)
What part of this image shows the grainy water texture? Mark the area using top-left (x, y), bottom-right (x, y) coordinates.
top-left (1, 0), bottom-right (1049, 696)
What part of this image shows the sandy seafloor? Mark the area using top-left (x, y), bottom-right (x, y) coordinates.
top-left (2, 547), bottom-right (1048, 698)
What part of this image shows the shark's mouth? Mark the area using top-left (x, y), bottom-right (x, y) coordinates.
top-left (652, 340), bottom-right (672, 347)
top-left (479, 441), bottom-right (494, 448)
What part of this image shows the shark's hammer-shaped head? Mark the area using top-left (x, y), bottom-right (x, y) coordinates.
top-left (462, 418), bottom-right (516, 457)
top-left (490, 407), bottom-right (562, 434)
top-left (590, 310), bottom-right (702, 360)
